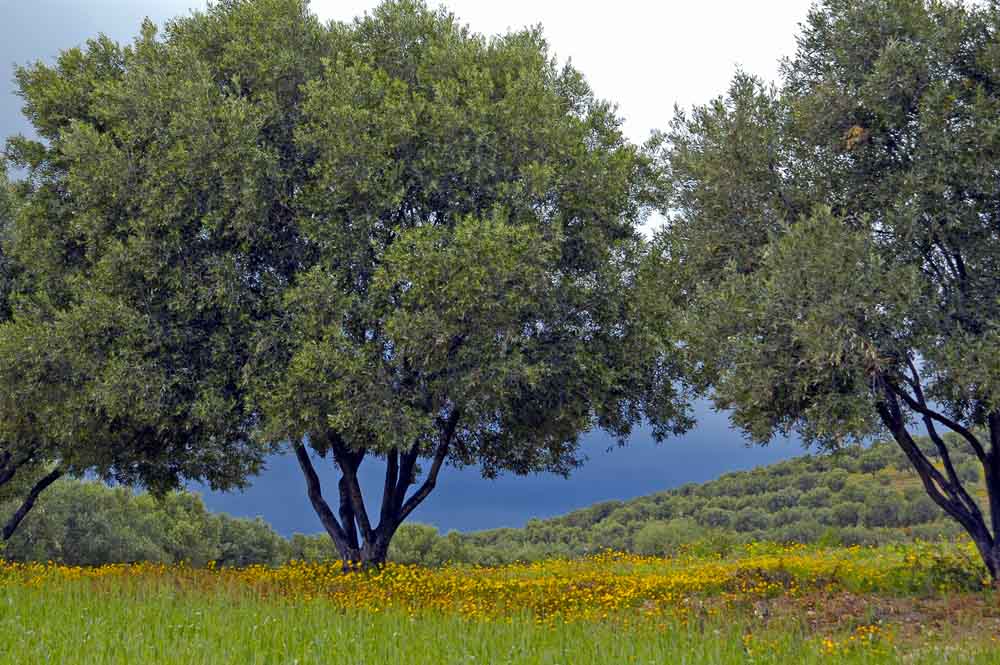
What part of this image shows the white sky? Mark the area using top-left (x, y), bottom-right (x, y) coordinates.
top-left (310, 0), bottom-right (815, 146)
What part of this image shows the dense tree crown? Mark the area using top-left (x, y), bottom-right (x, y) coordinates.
top-left (2, 0), bottom-right (687, 563)
top-left (656, 0), bottom-right (1000, 578)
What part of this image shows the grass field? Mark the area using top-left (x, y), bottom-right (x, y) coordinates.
top-left (2, 541), bottom-right (999, 664)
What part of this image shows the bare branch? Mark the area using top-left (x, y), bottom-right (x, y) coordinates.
top-left (330, 437), bottom-right (374, 543)
top-left (903, 360), bottom-right (985, 521)
top-left (293, 442), bottom-right (353, 559)
top-left (394, 442), bottom-right (421, 515)
top-left (876, 385), bottom-right (988, 543)
top-left (2, 467), bottom-right (61, 541)
top-left (398, 411), bottom-right (461, 523)
top-left (890, 369), bottom-right (987, 462)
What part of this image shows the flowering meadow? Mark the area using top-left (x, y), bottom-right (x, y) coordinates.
top-left (2, 541), bottom-right (999, 664)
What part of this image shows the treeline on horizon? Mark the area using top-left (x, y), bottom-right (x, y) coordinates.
top-left (0, 437), bottom-right (977, 568)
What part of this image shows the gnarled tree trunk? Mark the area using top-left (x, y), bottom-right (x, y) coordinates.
top-left (876, 374), bottom-right (1000, 582)
top-left (292, 413), bottom-right (459, 569)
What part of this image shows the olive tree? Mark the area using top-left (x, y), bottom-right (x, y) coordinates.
top-left (0, 16), bottom-right (278, 539)
top-left (657, 0), bottom-right (1000, 578)
top-left (5, 0), bottom-right (689, 566)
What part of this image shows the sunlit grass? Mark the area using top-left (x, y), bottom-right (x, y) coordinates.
top-left (2, 541), bottom-right (998, 664)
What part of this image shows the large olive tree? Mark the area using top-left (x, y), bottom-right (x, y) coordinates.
top-left (5, 0), bottom-right (688, 566)
top-left (657, 0), bottom-right (1000, 578)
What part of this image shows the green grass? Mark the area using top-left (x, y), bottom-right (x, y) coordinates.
top-left (3, 581), bottom-right (1000, 665)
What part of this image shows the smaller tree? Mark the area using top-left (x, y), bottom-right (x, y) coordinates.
top-left (1, 26), bottom-right (271, 541)
top-left (657, 0), bottom-right (1000, 578)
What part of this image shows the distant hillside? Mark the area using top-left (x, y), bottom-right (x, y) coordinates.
top-left (423, 438), bottom-right (978, 566)
top-left (2, 437), bottom-right (984, 568)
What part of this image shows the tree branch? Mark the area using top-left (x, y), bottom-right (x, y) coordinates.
top-left (0, 449), bottom-right (37, 488)
top-left (293, 442), bottom-right (353, 559)
top-left (398, 411), bottom-right (461, 523)
top-left (889, 372), bottom-right (987, 462)
top-left (394, 442), bottom-right (421, 515)
top-left (379, 448), bottom-right (399, 530)
top-left (337, 475), bottom-right (360, 551)
top-left (902, 360), bottom-right (985, 522)
top-left (2, 467), bottom-right (61, 541)
top-left (876, 384), bottom-right (988, 542)
top-left (330, 437), bottom-right (374, 544)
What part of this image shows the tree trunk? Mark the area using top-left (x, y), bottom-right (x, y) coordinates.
top-left (295, 416), bottom-right (460, 571)
top-left (877, 386), bottom-right (999, 581)
top-left (359, 531), bottom-right (392, 568)
top-left (983, 446), bottom-right (1000, 583)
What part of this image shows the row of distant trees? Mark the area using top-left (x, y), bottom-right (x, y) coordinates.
top-left (0, 439), bottom-right (970, 567)
top-left (1, 0), bottom-right (999, 578)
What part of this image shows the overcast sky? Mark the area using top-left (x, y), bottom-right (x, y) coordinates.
top-left (2, 0), bottom-right (812, 153)
top-left (0, 0), bottom-right (815, 534)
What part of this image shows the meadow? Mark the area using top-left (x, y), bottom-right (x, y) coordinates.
top-left (2, 541), bottom-right (999, 664)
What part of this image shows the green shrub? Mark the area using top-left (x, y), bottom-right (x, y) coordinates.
top-left (830, 502), bottom-right (864, 528)
top-left (700, 508), bottom-right (733, 530)
top-left (823, 469), bottom-right (850, 492)
top-left (799, 487), bottom-right (833, 509)
top-left (732, 508), bottom-right (770, 533)
top-left (632, 519), bottom-right (706, 556)
top-left (765, 490), bottom-right (801, 512)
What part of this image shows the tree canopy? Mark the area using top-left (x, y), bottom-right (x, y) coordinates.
top-left (3, 0), bottom-right (689, 564)
top-left (656, 0), bottom-right (1000, 578)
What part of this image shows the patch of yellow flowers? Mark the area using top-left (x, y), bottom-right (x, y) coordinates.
top-left (0, 541), bottom-right (986, 625)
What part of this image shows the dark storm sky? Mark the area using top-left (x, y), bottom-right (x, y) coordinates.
top-left (0, 0), bottom-right (805, 536)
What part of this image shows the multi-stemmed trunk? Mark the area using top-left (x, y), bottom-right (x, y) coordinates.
top-left (293, 415), bottom-right (459, 569)
top-left (876, 370), bottom-right (1000, 583)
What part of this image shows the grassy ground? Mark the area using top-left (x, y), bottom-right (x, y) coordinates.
top-left (2, 542), bottom-right (999, 664)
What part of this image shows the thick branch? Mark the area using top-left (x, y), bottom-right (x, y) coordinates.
top-left (889, 376), bottom-right (987, 462)
top-left (0, 449), bottom-right (37, 488)
top-left (330, 438), bottom-right (374, 544)
top-left (876, 385), bottom-right (989, 543)
top-left (337, 475), bottom-right (360, 551)
top-left (2, 467), bottom-right (61, 541)
top-left (379, 449), bottom-right (399, 529)
top-left (902, 360), bottom-right (985, 522)
top-left (394, 443), bottom-right (421, 515)
top-left (292, 443), bottom-right (353, 558)
top-left (398, 411), bottom-right (461, 523)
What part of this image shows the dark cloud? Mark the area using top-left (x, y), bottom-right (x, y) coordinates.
top-left (198, 401), bottom-right (804, 535)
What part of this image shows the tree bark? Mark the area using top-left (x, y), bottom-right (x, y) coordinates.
top-left (294, 413), bottom-right (461, 570)
top-left (876, 380), bottom-right (998, 580)
top-left (2, 467), bottom-right (61, 541)
top-left (293, 443), bottom-right (359, 567)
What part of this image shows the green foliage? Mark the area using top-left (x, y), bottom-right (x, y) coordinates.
top-left (1, 0), bottom-right (689, 559)
top-left (653, 0), bottom-right (1000, 576)
top-left (632, 519), bottom-right (705, 556)
top-left (0, 479), bottom-right (300, 566)
top-left (388, 523), bottom-right (441, 565)
top-left (393, 440), bottom-right (967, 566)
top-left (0, 165), bottom-right (14, 321)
